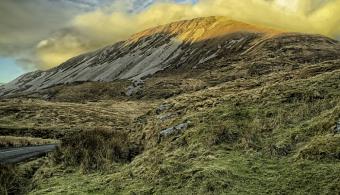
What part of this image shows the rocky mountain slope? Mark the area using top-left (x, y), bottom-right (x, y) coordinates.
top-left (1, 17), bottom-right (275, 96)
top-left (4, 16), bottom-right (339, 98)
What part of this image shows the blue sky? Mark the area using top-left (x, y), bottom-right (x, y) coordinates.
top-left (0, 58), bottom-right (25, 83)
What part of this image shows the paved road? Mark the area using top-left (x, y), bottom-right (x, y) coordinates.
top-left (0, 144), bottom-right (57, 164)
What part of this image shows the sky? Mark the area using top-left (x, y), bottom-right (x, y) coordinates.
top-left (0, 0), bottom-right (339, 83)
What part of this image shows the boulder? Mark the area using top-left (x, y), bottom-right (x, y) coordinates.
top-left (155, 104), bottom-right (173, 114)
top-left (159, 122), bottom-right (190, 138)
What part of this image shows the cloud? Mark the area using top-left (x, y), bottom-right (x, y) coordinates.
top-left (1, 0), bottom-right (339, 70)
top-left (0, 0), bottom-right (95, 70)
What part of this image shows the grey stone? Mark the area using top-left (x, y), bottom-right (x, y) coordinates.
top-left (160, 127), bottom-right (177, 137)
top-left (156, 113), bottom-right (174, 121)
top-left (156, 104), bottom-right (173, 114)
top-left (126, 85), bottom-right (142, 96)
top-left (126, 79), bottom-right (144, 96)
top-left (335, 121), bottom-right (340, 134)
top-left (175, 123), bottom-right (189, 130)
top-left (159, 121), bottom-right (191, 138)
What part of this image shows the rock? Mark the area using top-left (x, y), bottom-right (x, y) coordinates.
top-left (334, 121), bottom-right (340, 134)
top-left (126, 79), bottom-right (144, 96)
top-left (159, 121), bottom-right (191, 138)
top-left (175, 123), bottom-right (189, 130)
top-left (156, 113), bottom-right (174, 121)
top-left (160, 127), bottom-right (176, 137)
top-left (155, 104), bottom-right (173, 114)
top-left (126, 85), bottom-right (142, 96)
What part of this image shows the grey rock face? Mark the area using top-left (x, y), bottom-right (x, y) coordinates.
top-left (0, 17), bottom-right (338, 98)
top-left (160, 122), bottom-right (190, 138)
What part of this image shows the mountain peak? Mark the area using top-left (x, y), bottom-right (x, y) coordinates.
top-left (0, 16), bottom-right (338, 98)
top-left (128, 16), bottom-right (281, 43)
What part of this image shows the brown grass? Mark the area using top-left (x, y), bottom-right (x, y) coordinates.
top-left (0, 136), bottom-right (58, 148)
top-left (52, 128), bottom-right (143, 172)
top-left (0, 159), bottom-right (44, 195)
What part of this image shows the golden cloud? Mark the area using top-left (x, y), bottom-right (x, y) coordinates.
top-left (36, 0), bottom-right (340, 69)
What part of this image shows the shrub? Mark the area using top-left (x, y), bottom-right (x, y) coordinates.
top-left (0, 165), bottom-right (19, 195)
top-left (0, 162), bottom-right (39, 195)
top-left (53, 128), bottom-right (143, 171)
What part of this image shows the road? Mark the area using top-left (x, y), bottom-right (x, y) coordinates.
top-left (0, 144), bottom-right (57, 164)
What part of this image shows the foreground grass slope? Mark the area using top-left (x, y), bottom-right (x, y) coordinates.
top-left (25, 62), bottom-right (340, 194)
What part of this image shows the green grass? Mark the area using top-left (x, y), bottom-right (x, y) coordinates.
top-left (1, 48), bottom-right (339, 194)
top-left (0, 159), bottom-right (46, 195)
top-left (27, 67), bottom-right (340, 194)
top-left (30, 150), bottom-right (340, 194)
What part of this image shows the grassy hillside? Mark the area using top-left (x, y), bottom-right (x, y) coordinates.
top-left (0, 21), bottom-right (339, 194)
top-left (28, 68), bottom-right (340, 194)
top-left (1, 53), bottom-right (339, 194)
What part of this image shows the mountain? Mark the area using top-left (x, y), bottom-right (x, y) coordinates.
top-left (0, 17), bottom-right (272, 97)
top-left (2, 16), bottom-right (338, 99)
top-left (1, 16), bottom-right (340, 194)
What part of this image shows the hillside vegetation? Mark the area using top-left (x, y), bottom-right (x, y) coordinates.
top-left (0, 17), bottom-right (339, 194)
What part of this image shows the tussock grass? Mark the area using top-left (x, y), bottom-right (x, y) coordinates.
top-left (0, 99), bottom-right (157, 139)
top-left (0, 165), bottom-right (19, 195)
top-left (0, 136), bottom-right (57, 148)
top-left (52, 129), bottom-right (143, 172)
top-left (0, 159), bottom-right (44, 195)
top-left (298, 135), bottom-right (340, 160)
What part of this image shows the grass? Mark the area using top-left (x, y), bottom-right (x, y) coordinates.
top-left (0, 136), bottom-right (58, 148)
top-left (0, 99), bottom-right (158, 139)
top-left (0, 36), bottom-right (339, 194)
top-left (26, 64), bottom-right (340, 194)
top-left (29, 150), bottom-right (340, 194)
top-left (0, 159), bottom-right (46, 195)
top-left (52, 128), bottom-right (142, 172)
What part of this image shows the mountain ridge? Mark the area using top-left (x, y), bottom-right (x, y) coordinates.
top-left (0, 16), bottom-right (338, 98)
